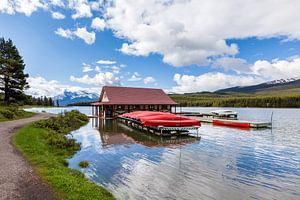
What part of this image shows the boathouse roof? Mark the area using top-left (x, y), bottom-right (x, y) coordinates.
top-left (92, 86), bottom-right (177, 105)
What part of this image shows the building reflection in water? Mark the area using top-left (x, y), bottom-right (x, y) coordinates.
top-left (91, 117), bottom-right (201, 148)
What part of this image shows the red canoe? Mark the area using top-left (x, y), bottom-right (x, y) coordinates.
top-left (143, 119), bottom-right (201, 127)
top-left (212, 119), bottom-right (250, 128)
top-left (121, 111), bottom-right (201, 127)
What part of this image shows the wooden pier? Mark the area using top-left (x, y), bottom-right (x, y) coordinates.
top-left (117, 116), bottom-right (201, 137)
top-left (187, 116), bottom-right (271, 128)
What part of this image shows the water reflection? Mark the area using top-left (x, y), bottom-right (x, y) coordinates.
top-left (24, 107), bottom-right (300, 200)
top-left (92, 118), bottom-right (201, 148)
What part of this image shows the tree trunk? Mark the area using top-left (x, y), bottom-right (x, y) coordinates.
top-left (4, 76), bottom-right (9, 105)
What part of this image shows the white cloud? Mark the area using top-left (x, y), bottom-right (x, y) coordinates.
top-left (69, 0), bottom-right (92, 19)
top-left (95, 66), bottom-right (101, 72)
top-left (111, 66), bottom-right (120, 74)
top-left (105, 0), bottom-right (300, 67)
top-left (128, 72), bottom-right (142, 81)
top-left (170, 56), bottom-right (300, 93)
top-left (0, 0), bottom-right (15, 15)
top-left (25, 76), bottom-right (99, 97)
top-left (50, 0), bottom-right (64, 7)
top-left (143, 76), bottom-right (156, 84)
top-left (90, 0), bottom-right (103, 11)
top-left (55, 27), bottom-right (95, 44)
top-left (96, 59), bottom-right (116, 65)
top-left (73, 27), bottom-right (95, 44)
top-left (82, 63), bottom-right (93, 72)
top-left (70, 72), bottom-right (120, 86)
top-left (51, 11), bottom-right (65, 19)
top-left (55, 27), bottom-right (73, 39)
top-left (250, 57), bottom-right (300, 80)
top-left (213, 57), bottom-right (250, 73)
top-left (0, 0), bottom-right (47, 16)
top-left (91, 17), bottom-right (106, 31)
top-left (171, 73), bottom-right (264, 93)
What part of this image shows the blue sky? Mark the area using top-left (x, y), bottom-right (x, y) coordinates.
top-left (0, 0), bottom-right (300, 96)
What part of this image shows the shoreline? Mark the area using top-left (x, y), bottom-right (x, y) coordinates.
top-left (13, 111), bottom-right (115, 200)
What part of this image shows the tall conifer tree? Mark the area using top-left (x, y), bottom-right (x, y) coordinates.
top-left (0, 38), bottom-right (28, 104)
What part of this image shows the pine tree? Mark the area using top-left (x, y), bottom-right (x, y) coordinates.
top-left (0, 38), bottom-right (29, 105)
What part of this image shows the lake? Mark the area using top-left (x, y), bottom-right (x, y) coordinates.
top-left (25, 107), bottom-right (300, 200)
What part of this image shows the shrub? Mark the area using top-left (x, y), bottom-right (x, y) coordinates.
top-left (0, 109), bottom-right (15, 119)
top-left (33, 110), bottom-right (88, 150)
top-left (79, 160), bottom-right (89, 168)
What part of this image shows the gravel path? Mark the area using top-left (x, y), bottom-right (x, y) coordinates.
top-left (0, 113), bottom-right (56, 200)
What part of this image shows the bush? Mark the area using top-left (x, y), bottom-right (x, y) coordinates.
top-left (0, 109), bottom-right (15, 119)
top-left (79, 160), bottom-right (89, 168)
top-left (33, 110), bottom-right (89, 149)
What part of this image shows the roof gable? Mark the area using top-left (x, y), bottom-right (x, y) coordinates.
top-left (97, 86), bottom-right (177, 105)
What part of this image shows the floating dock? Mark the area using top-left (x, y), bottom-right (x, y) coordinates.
top-left (186, 116), bottom-right (271, 128)
top-left (117, 116), bottom-right (201, 137)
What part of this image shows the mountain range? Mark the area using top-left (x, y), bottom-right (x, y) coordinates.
top-left (54, 90), bottom-right (99, 106)
top-left (53, 78), bottom-right (300, 106)
top-left (215, 77), bottom-right (300, 94)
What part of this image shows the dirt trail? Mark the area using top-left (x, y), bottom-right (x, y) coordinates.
top-left (0, 113), bottom-right (55, 200)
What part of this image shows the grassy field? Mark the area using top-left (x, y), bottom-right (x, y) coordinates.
top-left (0, 106), bottom-right (35, 122)
top-left (13, 111), bottom-right (115, 200)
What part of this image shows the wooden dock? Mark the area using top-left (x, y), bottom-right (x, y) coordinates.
top-left (117, 116), bottom-right (201, 137)
top-left (187, 116), bottom-right (271, 128)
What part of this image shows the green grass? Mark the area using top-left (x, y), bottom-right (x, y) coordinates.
top-left (0, 106), bottom-right (35, 122)
top-left (13, 112), bottom-right (115, 200)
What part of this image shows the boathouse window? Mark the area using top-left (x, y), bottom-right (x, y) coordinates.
top-left (149, 105), bottom-right (155, 111)
top-left (116, 105), bottom-right (124, 110)
top-left (132, 105), bottom-right (140, 110)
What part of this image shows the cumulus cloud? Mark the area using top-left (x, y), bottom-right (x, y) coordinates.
top-left (50, 0), bottom-right (64, 7)
top-left (73, 27), bottom-right (95, 44)
top-left (111, 66), bottom-right (120, 74)
top-left (82, 63), bottom-right (93, 72)
top-left (91, 17), bottom-right (106, 31)
top-left (68, 0), bottom-right (92, 19)
top-left (55, 27), bottom-right (73, 39)
top-left (96, 59), bottom-right (116, 65)
top-left (55, 27), bottom-right (95, 44)
top-left (143, 76), bottom-right (156, 84)
top-left (213, 57), bottom-right (250, 73)
top-left (0, 0), bottom-right (46, 16)
top-left (250, 57), bottom-right (300, 79)
top-left (25, 76), bottom-right (99, 97)
top-left (51, 11), bottom-right (65, 19)
top-left (70, 72), bottom-right (120, 86)
top-left (170, 56), bottom-right (300, 93)
top-left (94, 66), bottom-right (101, 72)
top-left (104, 0), bottom-right (300, 66)
top-left (128, 72), bottom-right (142, 81)
top-left (171, 73), bottom-right (264, 93)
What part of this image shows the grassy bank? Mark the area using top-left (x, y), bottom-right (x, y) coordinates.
top-left (0, 105), bottom-right (35, 122)
top-left (13, 111), bottom-right (115, 200)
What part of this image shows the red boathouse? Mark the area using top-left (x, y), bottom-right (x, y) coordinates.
top-left (91, 86), bottom-right (178, 118)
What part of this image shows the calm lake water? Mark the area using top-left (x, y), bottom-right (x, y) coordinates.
top-left (25, 107), bottom-right (300, 200)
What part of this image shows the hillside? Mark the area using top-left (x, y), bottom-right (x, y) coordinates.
top-left (170, 78), bottom-right (300, 108)
top-left (216, 78), bottom-right (300, 94)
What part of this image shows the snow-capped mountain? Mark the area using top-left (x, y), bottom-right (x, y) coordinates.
top-left (265, 77), bottom-right (300, 85)
top-left (54, 90), bottom-right (99, 106)
top-left (216, 77), bottom-right (300, 93)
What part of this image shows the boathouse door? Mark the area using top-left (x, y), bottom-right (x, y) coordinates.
top-left (105, 105), bottom-right (113, 118)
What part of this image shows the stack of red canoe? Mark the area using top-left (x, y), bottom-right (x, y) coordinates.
top-left (122, 111), bottom-right (201, 127)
